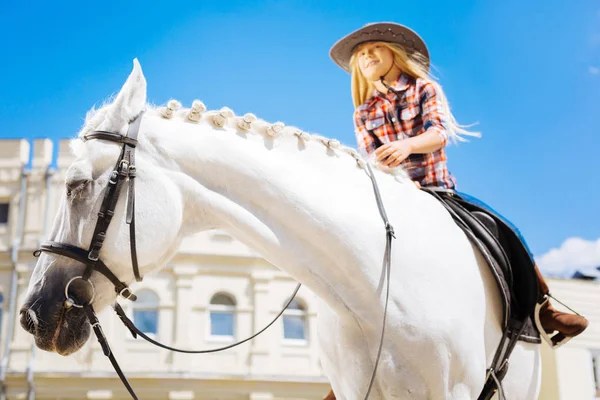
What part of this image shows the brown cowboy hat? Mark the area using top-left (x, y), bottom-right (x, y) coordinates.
top-left (329, 22), bottom-right (430, 73)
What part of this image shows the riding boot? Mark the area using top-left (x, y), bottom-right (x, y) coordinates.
top-left (534, 263), bottom-right (589, 338)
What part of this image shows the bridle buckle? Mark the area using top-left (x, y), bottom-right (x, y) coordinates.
top-left (108, 170), bottom-right (119, 185)
top-left (119, 287), bottom-right (135, 300)
top-left (119, 159), bottom-right (130, 174)
top-left (88, 250), bottom-right (100, 262)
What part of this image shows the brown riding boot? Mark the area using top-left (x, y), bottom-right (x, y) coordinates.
top-left (322, 389), bottom-right (336, 400)
top-left (534, 263), bottom-right (589, 342)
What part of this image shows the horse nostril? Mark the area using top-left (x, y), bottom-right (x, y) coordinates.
top-left (19, 308), bottom-right (38, 335)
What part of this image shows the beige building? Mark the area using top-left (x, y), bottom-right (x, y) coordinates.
top-left (538, 278), bottom-right (600, 400)
top-left (0, 138), bottom-right (598, 399)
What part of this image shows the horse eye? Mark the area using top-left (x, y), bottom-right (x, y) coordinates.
top-left (66, 179), bottom-right (90, 198)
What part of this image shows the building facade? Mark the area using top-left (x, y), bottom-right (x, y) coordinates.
top-left (0, 138), bottom-right (598, 399)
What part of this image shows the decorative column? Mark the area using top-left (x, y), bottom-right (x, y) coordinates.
top-left (22, 139), bottom-right (53, 250)
top-left (171, 265), bottom-right (196, 370)
top-left (249, 270), bottom-right (274, 375)
top-left (0, 140), bottom-right (30, 378)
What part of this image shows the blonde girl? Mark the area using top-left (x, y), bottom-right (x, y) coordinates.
top-left (322, 20), bottom-right (588, 400)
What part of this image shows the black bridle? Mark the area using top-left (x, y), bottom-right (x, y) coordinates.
top-left (35, 113), bottom-right (144, 304)
top-left (33, 112), bottom-right (395, 400)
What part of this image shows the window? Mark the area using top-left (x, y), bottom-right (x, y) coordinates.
top-left (132, 290), bottom-right (159, 335)
top-left (0, 203), bottom-right (8, 224)
top-left (209, 293), bottom-right (236, 338)
top-left (283, 298), bottom-right (307, 341)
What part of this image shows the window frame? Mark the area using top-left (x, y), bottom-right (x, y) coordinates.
top-left (207, 292), bottom-right (237, 342)
top-left (282, 298), bottom-right (308, 345)
top-left (130, 289), bottom-right (160, 338)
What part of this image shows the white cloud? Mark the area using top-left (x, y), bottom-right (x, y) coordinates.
top-left (536, 237), bottom-right (600, 276)
top-left (589, 66), bottom-right (600, 75)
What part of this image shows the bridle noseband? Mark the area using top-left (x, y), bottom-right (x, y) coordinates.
top-left (32, 112), bottom-right (395, 400)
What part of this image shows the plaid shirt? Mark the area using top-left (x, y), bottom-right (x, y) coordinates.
top-left (353, 74), bottom-right (456, 189)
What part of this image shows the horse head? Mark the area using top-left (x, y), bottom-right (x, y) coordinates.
top-left (20, 60), bottom-right (185, 355)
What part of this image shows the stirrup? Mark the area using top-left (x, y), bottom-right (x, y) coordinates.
top-left (534, 294), bottom-right (575, 349)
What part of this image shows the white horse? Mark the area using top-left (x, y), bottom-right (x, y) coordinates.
top-left (20, 60), bottom-right (542, 399)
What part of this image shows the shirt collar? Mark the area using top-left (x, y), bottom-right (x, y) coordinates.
top-left (366, 73), bottom-right (411, 106)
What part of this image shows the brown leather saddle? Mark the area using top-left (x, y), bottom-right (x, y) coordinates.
top-left (420, 187), bottom-right (541, 400)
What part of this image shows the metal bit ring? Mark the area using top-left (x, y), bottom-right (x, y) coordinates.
top-left (64, 276), bottom-right (95, 309)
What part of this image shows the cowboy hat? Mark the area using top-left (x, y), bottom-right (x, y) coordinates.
top-left (329, 22), bottom-right (430, 73)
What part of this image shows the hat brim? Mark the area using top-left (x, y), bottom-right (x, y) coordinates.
top-left (330, 22), bottom-right (430, 74)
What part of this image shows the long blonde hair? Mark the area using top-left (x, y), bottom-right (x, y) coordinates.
top-left (350, 41), bottom-right (480, 143)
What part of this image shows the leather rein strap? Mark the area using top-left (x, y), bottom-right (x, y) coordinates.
top-left (32, 112), bottom-right (396, 400)
top-left (362, 163), bottom-right (395, 400)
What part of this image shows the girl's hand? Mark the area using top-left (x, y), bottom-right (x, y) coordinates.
top-left (375, 141), bottom-right (413, 167)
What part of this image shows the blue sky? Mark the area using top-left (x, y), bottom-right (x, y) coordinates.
top-left (1, 0), bottom-right (599, 272)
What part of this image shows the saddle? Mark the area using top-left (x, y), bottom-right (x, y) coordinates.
top-left (420, 188), bottom-right (541, 400)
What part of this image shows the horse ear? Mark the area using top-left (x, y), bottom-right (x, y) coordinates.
top-left (109, 59), bottom-right (147, 126)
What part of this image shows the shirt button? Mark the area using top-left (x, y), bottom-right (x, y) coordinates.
top-left (392, 118), bottom-right (397, 122)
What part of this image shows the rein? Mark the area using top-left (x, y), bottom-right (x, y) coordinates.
top-left (33, 112), bottom-right (395, 399)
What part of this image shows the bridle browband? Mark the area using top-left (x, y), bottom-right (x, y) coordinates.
top-left (33, 112), bottom-right (396, 400)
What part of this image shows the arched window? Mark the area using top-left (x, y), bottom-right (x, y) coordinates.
top-left (209, 293), bottom-right (236, 338)
top-left (283, 298), bottom-right (307, 341)
top-left (132, 290), bottom-right (159, 335)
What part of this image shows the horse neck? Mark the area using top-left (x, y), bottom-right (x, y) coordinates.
top-left (142, 115), bottom-right (407, 312)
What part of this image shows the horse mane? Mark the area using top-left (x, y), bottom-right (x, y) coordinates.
top-left (75, 98), bottom-right (411, 183)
